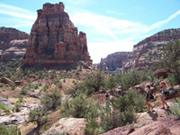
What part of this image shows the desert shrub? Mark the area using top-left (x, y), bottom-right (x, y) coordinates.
top-left (41, 88), bottom-right (62, 110)
top-left (168, 74), bottom-right (176, 87)
top-left (61, 95), bottom-right (99, 118)
top-left (170, 98), bottom-right (180, 117)
top-left (28, 107), bottom-right (48, 127)
top-left (11, 85), bottom-right (16, 90)
top-left (20, 86), bottom-right (28, 95)
top-left (61, 95), bottom-right (88, 118)
top-left (115, 69), bottom-right (154, 90)
top-left (99, 100), bottom-right (136, 133)
top-left (29, 82), bottom-right (35, 89)
top-left (111, 89), bottom-right (145, 112)
top-left (0, 103), bottom-right (11, 113)
top-left (105, 75), bottom-right (117, 90)
top-left (65, 82), bottom-right (87, 97)
top-left (85, 71), bottom-right (105, 95)
top-left (0, 124), bottom-right (20, 135)
top-left (58, 82), bottom-right (63, 89)
top-left (13, 101), bottom-right (22, 112)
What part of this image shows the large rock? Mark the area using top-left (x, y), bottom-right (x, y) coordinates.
top-left (42, 118), bottom-right (86, 135)
top-left (23, 2), bottom-right (92, 67)
top-left (0, 27), bottom-right (28, 61)
top-left (98, 52), bottom-right (130, 71)
top-left (123, 28), bottom-right (180, 71)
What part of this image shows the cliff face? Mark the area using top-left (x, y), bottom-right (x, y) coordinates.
top-left (22, 2), bottom-right (92, 67)
top-left (0, 27), bottom-right (29, 61)
top-left (98, 52), bottom-right (131, 71)
top-left (123, 28), bottom-right (180, 71)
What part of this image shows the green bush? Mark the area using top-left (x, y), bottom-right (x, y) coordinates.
top-left (0, 103), bottom-right (11, 113)
top-left (20, 86), bottom-right (28, 95)
top-left (170, 98), bottom-right (180, 117)
top-left (28, 107), bottom-right (48, 127)
top-left (0, 124), bottom-right (20, 135)
top-left (14, 101), bottom-right (22, 112)
top-left (85, 71), bottom-right (105, 95)
top-left (41, 88), bottom-right (62, 110)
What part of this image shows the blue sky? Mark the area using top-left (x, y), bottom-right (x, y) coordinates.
top-left (0, 0), bottom-right (180, 63)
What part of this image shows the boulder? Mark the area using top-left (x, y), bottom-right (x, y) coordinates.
top-left (154, 68), bottom-right (171, 78)
top-left (42, 118), bottom-right (86, 135)
top-left (0, 77), bottom-right (13, 86)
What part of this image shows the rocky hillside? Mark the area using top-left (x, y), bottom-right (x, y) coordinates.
top-left (98, 52), bottom-right (131, 71)
top-left (22, 2), bottom-right (92, 67)
top-left (123, 28), bottom-right (180, 71)
top-left (0, 27), bottom-right (29, 61)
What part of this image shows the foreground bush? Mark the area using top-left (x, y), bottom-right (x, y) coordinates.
top-left (41, 88), bottom-right (62, 110)
top-left (0, 124), bottom-right (20, 135)
top-left (171, 98), bottom-right (180, 117)
top-left (28, 107), bottom-right (48, 127)
top-left (61, 94), bottom-right (99, 118)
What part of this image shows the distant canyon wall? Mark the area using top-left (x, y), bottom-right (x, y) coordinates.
top-left (98, 52), bottom-right (131, 71)
top-left (0, 27), bottom-right (29, 61)
top-left (122, 28), bottom-right (180, 71)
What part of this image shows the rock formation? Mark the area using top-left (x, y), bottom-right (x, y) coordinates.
top-left (22, 2), bottom-right (92, 67)
top-left (0, 27), bottom-right (28, 61)
top-left (98, 52), bottom-right (130, 71)
top-left (123, 28), bottom-right (180, 71)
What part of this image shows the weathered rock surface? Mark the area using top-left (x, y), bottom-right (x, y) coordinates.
top-left (0, 97), bottom-right (13, 107)
top-left (23, 2), bottom-right (92, 67)
top-left (98, 52), bottom-right (130, 71)
top-left (0, 27), bottom-right (28, 61)
top-left (42, 118), bottom-right (86, 135)
top-left (123, 28), bottom-right (180, 71)
top-left (0, 77), bottom-right (14, 86)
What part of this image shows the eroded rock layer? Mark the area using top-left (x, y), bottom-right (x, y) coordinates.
top-left (123, 28), bottom-right (180, 71)
top-left (0, 27), bottom-right (28, 61)
top-left (22, 2), bottom-right (92, 67)
top-left (98, 52), bottom-right (131, 71)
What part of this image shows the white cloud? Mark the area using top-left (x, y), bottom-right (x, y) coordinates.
top-left (145, 9), bottom-right (180, 33)
top-left (0, 3), bottom-right (36, 20)
top-left (0, 3), bottom-right (36, 32)
top-left (88, 40), bottom-right (135, 63)
top-left (70, 11), bottom-right (147, 42)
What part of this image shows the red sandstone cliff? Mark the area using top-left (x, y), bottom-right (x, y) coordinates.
top-left (22, 2), bottom-right (92, 67)
top-left (0, 27), bottom-right (29, 61)
top-left (98, 52), bottom-right (131, 71)
top-left (123, 28), bottom-right (180, 71)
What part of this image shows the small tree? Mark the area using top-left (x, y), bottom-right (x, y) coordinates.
top-left (41, 88), bottom-right (62, 110)
top-left (105, 75), bottom-right (117, 90)
top-left (28, 107), bottom-right (48, 127)
top-left (85, 71), bottom-right (105, 95)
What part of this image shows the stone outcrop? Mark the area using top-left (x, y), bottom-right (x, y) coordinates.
top-left (23, 2), bottom-right (92, 67)
top-left (42, 118), bottom-right (86, 135)
top-left (123, 28), bottom-right (180, 71)
top-left (0, 27), bottom-right (28, 61)
top-left (98, 52), bottom-right (130, 71)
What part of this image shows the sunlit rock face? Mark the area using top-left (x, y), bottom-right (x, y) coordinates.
top-left (23, 2), bottom-right (92, 67)
top-left (123, 28), bottom-right (180, 71)
top-left (98, 52), bottom-right (131, 71)
top-left (0, 27), bottom-right (28, 61)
